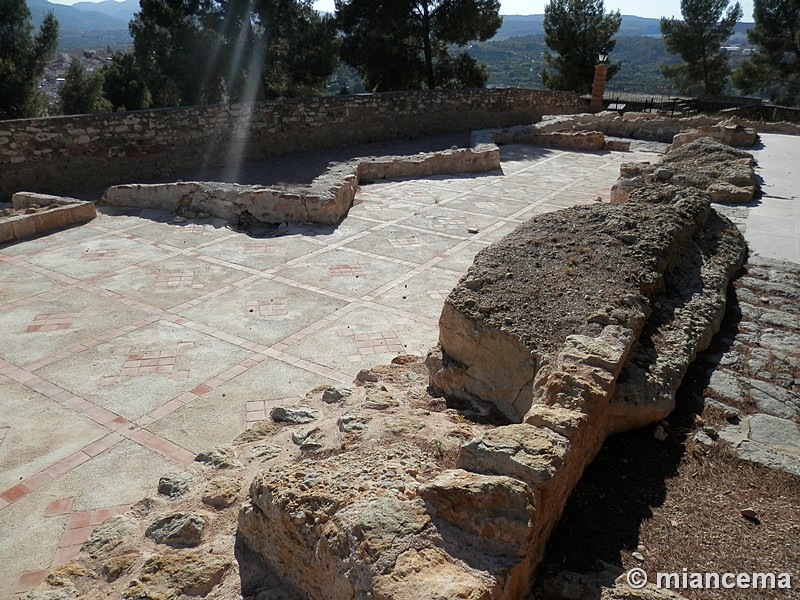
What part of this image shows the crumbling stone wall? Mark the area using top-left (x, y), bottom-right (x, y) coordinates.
top-left (0, 89), bottom-right (581, 200)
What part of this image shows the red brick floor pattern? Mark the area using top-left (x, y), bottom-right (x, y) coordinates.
top-left (24, 313), bottom-right (80, 333)
top-left (123, 350), bottom-right (176, 375)
top-left (13, 502), bottom-right (129, 592)
top-left (246, 299), bottom-right (287, 317)
top-left (244, 241), bottom-right (279, 254)
top-left (351, 331), bottom-right (405, 355)
top-left (82, 250), bottom-right (118, 261)
top-left (388, 238), bottom-right (421, 249)
top-left (245, 398), bottom-right (300, 427)
top-left (329, 264), bottom-right (365, 277)
top-left (154, 271), bottom-right (203, 289)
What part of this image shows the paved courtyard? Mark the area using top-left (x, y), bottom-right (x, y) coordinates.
top-left (1, 134), bottom-right (797, 595)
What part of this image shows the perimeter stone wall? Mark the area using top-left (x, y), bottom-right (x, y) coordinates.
top-left (0, 89), bottom-right (582, 200)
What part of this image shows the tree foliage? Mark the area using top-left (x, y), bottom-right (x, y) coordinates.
top-left (109, 0), bottom-right (339, 109)
top-left (660, 0), bottom-right (742, 96)
top-left (335, 0), bottom-right (502, 91)
top-left (129, 0), bottom-right (227, 107)
top-left (102, 51), bottom-right (152, 111)
top-left (217, 0), bottom-right (340, 99)
top-left (60, 58), bottom-right (113, 115)
top-left (0, 0), bottom-right (59, 119)
top-left (733, 0), bottom-right (800, 106)
top-left (541, 0), bottom-right (621, 94)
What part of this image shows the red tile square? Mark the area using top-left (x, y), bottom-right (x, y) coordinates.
top-left (90, 506), bottom-right (122, 525)
top-left (45, 461), bottom-right (73, 479)
top-left (44, 497), bottom-right (75, 517)
top-left (60, 525), bottom-right (94, 547)
top-left (25, 471), bottom-right (54, 492)
top-left (175, 392), bottom-right (196, 404)
top-left (63, 452), bottom-right (90, 470)
top-left (66, 511), bottom-right (92, 530)
top-left (13, 570), bottom-right (48, 593)
top-left (191, 384), bottom-right (212, 396)
top-left (52, 543), bottom-right (82, 567)
top-left (1, 483), bottom-right (30, 503)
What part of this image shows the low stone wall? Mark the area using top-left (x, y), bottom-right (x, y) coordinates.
top-left (0, 192), bottom-right (96, 244)
top-left (101, 144), bottom-right (500, 226)
top-left (0, 88), bottom-right (581, 200)
top-left (533, 111), bottom-right (796, 144)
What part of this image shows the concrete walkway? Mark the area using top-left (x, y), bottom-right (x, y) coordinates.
top-left (0, 142), bottom-right (655, 595)
top-left (747, 133), bottom-right (800, 264)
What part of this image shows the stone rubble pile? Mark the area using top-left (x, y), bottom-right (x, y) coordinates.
top-left (611, 137), bottom-right (758, 204)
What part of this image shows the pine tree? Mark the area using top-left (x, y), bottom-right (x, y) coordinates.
top-left (0, 0), bottom-right (59, 119)
top-left (218, 0), bottom-right (339, 100)
top-left (660, 0), bottom-right (742, 96)
top-left (59, 58), bottom-right (113, 115)
top-left (733, 0), bottom-right (800, 106)
top-left (335, 0), bottom-right (502, 92)
top-left (119, 0), bottom-right (339, 107)
top-left (102, 51), bottom-right (152, 111)
top-left (541, 0), bottom-right (621, 94)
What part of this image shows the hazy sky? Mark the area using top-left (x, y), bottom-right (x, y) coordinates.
top-left (313, 1), bottom-right (757, 20)
top-left (313, 1), bottom-right (756, 20)
top-left (49, 0), bottom-right (757, 21)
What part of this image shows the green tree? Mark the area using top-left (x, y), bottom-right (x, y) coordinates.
top-left (733, 0), bottom-right (800, 106)
top-left (335, 0), bottom-right (502, 92)
top-left (0, 0), bottom-right (59, 119)
top-left (59, 58), bottom-right (113, 115)
top-left (541, 0), bottom-right (621, 94)
top-left (217, 0), bottom-right (339, 99)
top-left (120, 0), bottom-right (339, 107)
top-left (102, 51), bottom-right (152, 111)
top-left (660, 0), bottom-right (742, 96)
top-left (128, 0), bottom-right (226, 107)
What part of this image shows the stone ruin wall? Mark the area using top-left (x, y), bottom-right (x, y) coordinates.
top-left (0, 88), bottom-right (582, 201)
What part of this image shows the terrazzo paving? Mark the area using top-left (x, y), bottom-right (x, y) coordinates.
top-left (3, 132), bottom-right (798, 595)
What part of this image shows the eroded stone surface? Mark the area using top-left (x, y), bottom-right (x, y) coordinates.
top-left (145, 512), bottom-right (208, 548)
top-left (611, 137), bottom-right (757, 204)
top-left (427, 179), bottom-right (745, 593)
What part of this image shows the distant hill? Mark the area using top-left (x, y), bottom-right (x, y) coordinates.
top-left (27, 0), bottom-right (130, 30)
top-left (27, 0), bottom-right (132, 50)
top-left (69, 0), bottom-right (139, 22)
top-left (492, 14), bottom-right (753, 40)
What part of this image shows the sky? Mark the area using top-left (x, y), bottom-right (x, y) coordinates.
top-left (48, 0), bottom-right (757, 21)
top-left (312, 1), bottom-right (756, 20)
